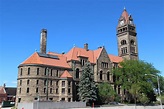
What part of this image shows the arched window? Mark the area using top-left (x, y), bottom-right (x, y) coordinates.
top-left (121, 40), bottom-right (127, 45)
top-left (131, 40), bottom-right (135, 45)
top-left (76, 68), bottom-right (79, 79)
top-left (100, 71), bottom-right (103, 80)
top-left (107, 72), bottom-right (110, 81)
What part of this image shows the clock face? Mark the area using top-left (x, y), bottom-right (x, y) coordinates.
top-left (120, 20), bottom-right (124, 25)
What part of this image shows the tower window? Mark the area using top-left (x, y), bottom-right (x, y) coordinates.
top-left (131, 40), bottom-right (135, 45)
top-left (37, 68), bottom-right (39, 75)
top-left (76, 68), bottom-right (79, 79)
top-left (36, 88), bottom-right (38, 93)
top-left (19, 88), bottom-right (21, 94)
top-left (36, 80), bottom-right (39, 85)
top-left (27, 80), bottom-right (30, 85)
top-left (20, 68), bottom-right (23, 76)
top-left (50, 69), bottom-right (53, 76)
top-left (131, 47), bottom-right (135, 53)
top-left (121, 40), bottom-right (127, 45)
top-left (121, 47), bottom-right (127, 54)
top-left (20, 80), bottom-right (22, 86)
top-left (26, 87), bottom-right (29, 93)
top-left (27, 68), bottom-right (30, 75)
top-left (56, 70), bottom-right (58, 77)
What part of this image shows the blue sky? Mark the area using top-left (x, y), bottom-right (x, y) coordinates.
top-left (0, 0), bottom-right (164, 87)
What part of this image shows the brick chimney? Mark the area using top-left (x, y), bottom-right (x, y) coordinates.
top-left (84, 43), bottom-right (88, 51)
top-left (40, 29), bottom-right (47, 54)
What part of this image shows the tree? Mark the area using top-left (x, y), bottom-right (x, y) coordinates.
top-left (78, 61), bottom-right (97, 104)
top-left (97, 82), bottom-right (116, 104)
top-left (113, 59), bottom-right (160, 103)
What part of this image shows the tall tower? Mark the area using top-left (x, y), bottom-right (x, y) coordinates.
top-left (117, 8), bottom-right (138, 60)
top-left (40, 29), bottom-right (47, 54)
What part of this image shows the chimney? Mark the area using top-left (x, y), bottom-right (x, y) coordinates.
top-left (40, 29), bottom-right (47, 54)
top-left (84, 43), bottom-right (88, 51)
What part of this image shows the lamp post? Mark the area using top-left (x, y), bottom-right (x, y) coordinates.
top-left (145, 74), bottom-right (163, 109)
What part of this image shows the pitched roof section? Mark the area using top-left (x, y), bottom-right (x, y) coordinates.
top-left (108, 54), bottom-right (123, 63)
top-left (121, 8), bottom-right (129, 22)
top-left (65, 47), bottom-right (103, 64)
top-left (0, 86), bottom-right (6, 94)
top-left (21, 52), bottom-right (71, 69)
top-left (60, 70), bottom-right (72, 78)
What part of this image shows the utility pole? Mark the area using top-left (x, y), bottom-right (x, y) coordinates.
top-left (145, 74), bottom-right (163, 109)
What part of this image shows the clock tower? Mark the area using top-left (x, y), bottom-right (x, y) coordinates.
top-left (117, 8), bottom-right (138, 60)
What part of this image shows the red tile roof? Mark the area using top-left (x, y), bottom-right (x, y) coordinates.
top-left (21, 47), bottom-right (122, 68)
top-left (108, 54), bottom-right (123, 63)
top-left (60, 70), bottom-right (72, 78)
top-left (0, 86), bottom-right (6, 94)
top-left (65, 47), bottom-right (103, 64)
top-left (121, 9), bottom-right (129, 23)
top-left (21, 52), bottom-right (71, 68)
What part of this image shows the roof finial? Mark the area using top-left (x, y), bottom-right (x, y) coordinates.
top-left (124, 6), bottom-right (126, 10)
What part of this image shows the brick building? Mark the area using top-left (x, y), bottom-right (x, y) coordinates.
top-left (16, 8), bottom-right (138, 105)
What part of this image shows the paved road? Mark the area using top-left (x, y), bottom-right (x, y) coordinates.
top-left (0, 105), bottom-right (163, 109)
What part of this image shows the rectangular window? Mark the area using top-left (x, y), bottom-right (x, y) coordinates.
top-left (56, 70), bottom-right (58, 77)
top-left (62, 81), bottom-right (65, 87)
top-left (19, 88), bottom-right (21, 94)
top-left (20, 80), bottom-right (22, 86)
top-left (27, 80), bottom-right (30, 85)
top-left (50, 80), bottom-right (53, 86)
top-left (68, 98), bottom-right (71, 102)
top-left (27, 88), bottom-right (29, 93)
top-left (36, 88), bottom-right (38, 93)
top-left (36, 80), bottom-right (39, 85)
top-left (18, 98), bottom-right (21, 103)
top-left (56, 81), bottom-right (58, 87)
top-left (44, 68), bottom-right (47, 75)
top-left (28, 68), bottom-right (30, 75)
top-left (44, 88), bottom-right (46, 93)
top-left (50, 88), bottom-right (53, 94)
top-left (68, 88), bottom-right (71, 94)
top-left (61, 98), bottom-right (65, 101)
top-left (62, 88), bottom-right (65, 94)
top-left (20, 68), bottom-right (23, 76)
top-left (56, 88), bottom-right (58, 94)
top-left (44, 80), bottom-right (47, 86)
top-left (68, 81), bottom-right (71, 86)
top-left (50, 69), bottom-right (53, 76)
top-left (37, 68), bottom-right (39, 75)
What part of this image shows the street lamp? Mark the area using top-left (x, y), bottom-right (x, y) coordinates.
top-left (145, 74), bottom-right (163, 109)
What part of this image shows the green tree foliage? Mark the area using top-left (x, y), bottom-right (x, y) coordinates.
top-left (98, 82), bottom-right (116, 104)
top-left (139, 93), bottom-right (149, 105)
top-left (113, 60), bottom-right (160, 103)
top-left (159, 76), bottom-right (164, 95)
top-left (78, 61), bottom-right (97, 103)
